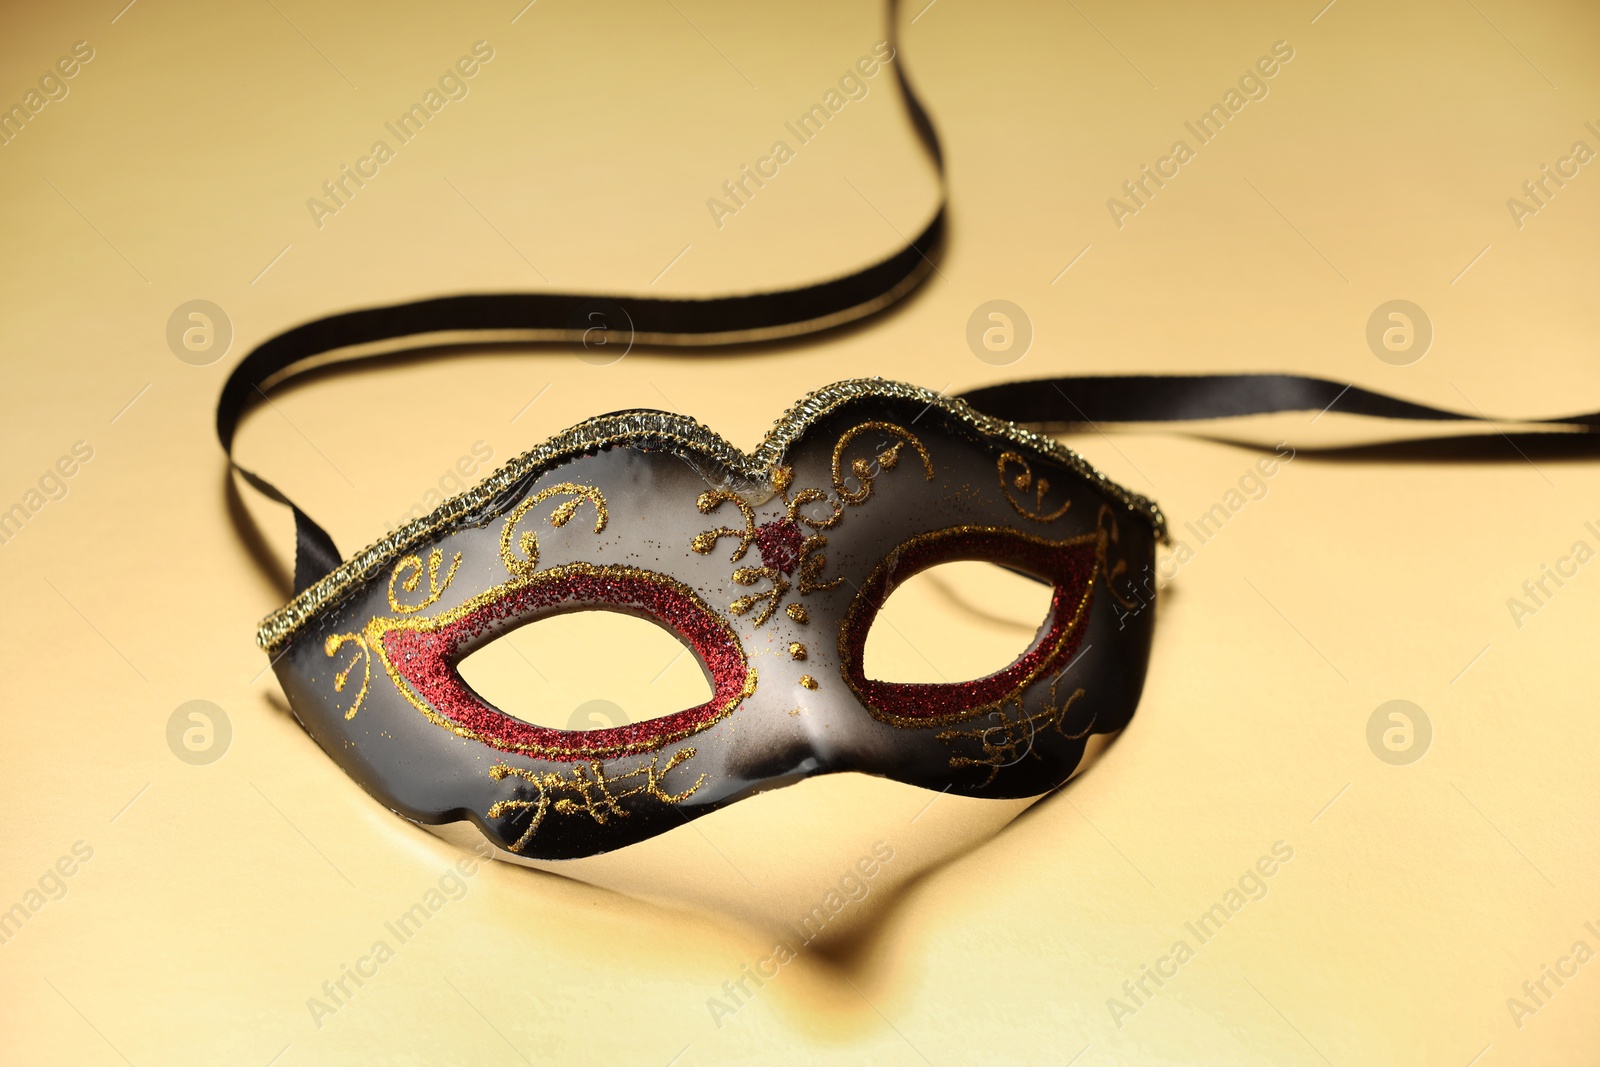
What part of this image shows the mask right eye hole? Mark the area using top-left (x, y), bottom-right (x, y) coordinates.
top-left (839, 526), bottom-right (1100, 730)
top-left (457, 610), bottom-right (713, 732)
top-left (862, 561), bottom-right (1055, 684)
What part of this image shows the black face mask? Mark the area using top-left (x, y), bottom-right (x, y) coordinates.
top-left (217, 1), bottom-right (1600, 863)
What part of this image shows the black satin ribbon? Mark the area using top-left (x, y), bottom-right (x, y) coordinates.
top-left (218, 5), bottom-right (1598, 598)
top-left (955, 374), bottom-right (1600, 469)
top-left (217, 0), bottom-right (943, 593)
top-left (957, 375), bottom-right (1600, 430)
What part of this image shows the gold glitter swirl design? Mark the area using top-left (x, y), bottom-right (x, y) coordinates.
top-left (786, 486), bottom-right (841, 529)
top-left (691, 490), bottom-right (758, 561)
top-left (323, 632), bottom-right (371, 720)
top-left (1095, 504), bottom-right (1142, 610)
top-left (690, 421), bottom-right (931, 631)
top-left (486, 748), bottom-right (705, 853)
top-left (998, 451), bottom-right (1071, 522)
top-left (387, 548), bottom-right (462, 614)
top-left (936, 681), bottom-right (1092, 786)
top-left (364, 562), bottom-right (758, 760)
top-left (831, 421), bottom-right (934, 505)
top-left (796, 535), bottom-right (842, 594)
top-left (730, 566), bottom-right (789, 626)
top-left (500, 482), bottom-right (608, 577)
top-left (259, 379), bottom-right (1165, 653)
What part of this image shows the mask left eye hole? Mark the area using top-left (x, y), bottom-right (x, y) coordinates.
top-left (457, 610), bottom-right (713, 731)
top-left (370, 563), bottom-right (756, 760)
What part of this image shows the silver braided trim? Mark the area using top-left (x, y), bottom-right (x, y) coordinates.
top-left (255, 378), bottom-right (1166, 652)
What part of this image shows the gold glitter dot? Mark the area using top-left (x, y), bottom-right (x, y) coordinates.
top-left (799, 675), bottom-right (818, 690)
top-left (786, 603), bottom-right (809, 624)
top-left (788, 642), bottom-right (807, 661)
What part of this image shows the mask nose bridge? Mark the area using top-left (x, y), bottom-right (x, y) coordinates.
top-left (785, 670), bottom-right (864, 770)
top-left (713, 595), bottom-right (886, 785)
top-left (751, 593), bottom-right (914, 780)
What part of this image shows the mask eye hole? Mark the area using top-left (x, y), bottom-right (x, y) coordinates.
top-left (862, 561), bottom-right (1054, 684)
top-left (840, 527), bottom-right (1100, 729)
top-left (369, 562), bottom-right (755, 760)
top-left (458, 610), bottom-right (714, 731)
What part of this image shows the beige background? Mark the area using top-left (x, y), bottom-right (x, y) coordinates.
top-left (3, 0), bottom-right (1598, 1063)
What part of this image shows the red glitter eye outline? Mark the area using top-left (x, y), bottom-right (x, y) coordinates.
top-left (839, 526), bottom-right (1101, 729)
top-left (366, 562), bottom-right (756, 760)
